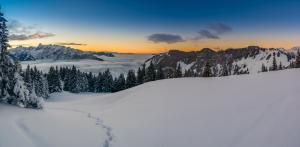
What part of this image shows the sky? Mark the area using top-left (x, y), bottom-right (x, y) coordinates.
top-left (1, 0), bottom-right (300, 53)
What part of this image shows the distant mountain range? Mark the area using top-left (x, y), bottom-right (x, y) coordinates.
top-left (9, 44), bottom-right (114, 61)
top-left (145, 46), bottom-right (300, 77)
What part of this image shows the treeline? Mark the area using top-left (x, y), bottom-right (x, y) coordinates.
top-left (21, 63), bottom-right (165, 98)
top-left (20, 51), bottom-right (300, 99)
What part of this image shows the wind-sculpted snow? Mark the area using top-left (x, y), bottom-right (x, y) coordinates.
top-left (1, 69), bottom-right (300, 147)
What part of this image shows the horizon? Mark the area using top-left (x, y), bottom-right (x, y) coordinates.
top-left (8, 43), bottom-right (300, 54)
top-left (2, 0), bottom-right (300, 53)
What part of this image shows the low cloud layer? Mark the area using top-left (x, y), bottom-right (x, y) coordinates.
top-left (7, 20), bottom-right (55, 41)
top-left (148, 33), bottom-right (185, 44)
top-left (55, 42), bottom-right (87, 46)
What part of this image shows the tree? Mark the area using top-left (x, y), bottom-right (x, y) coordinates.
top-left (87, 72), bottom-right (95, 92)
top-left (113, 73), bottom-right (126, 92)
top-left (174, 64), bottom-right (182, 78)
top-left (102, 69), bottom-right (113, 92)
top-left (0, 9), bottom-right (43, 108)
top-left (155, 65), bottom-right (165, 80)
top-left (137, 65), bottom-right (145, 85)
top-left (47, 66), bottom-right (62, 93)
top-left (203, 62), bottom-right (211, 77)
top-left (278, 62), bottom-right (283, 70)
top-left (144, 62), bottom-right (156, 82)
top-left (271, 55), bottom-right (277, 71)
top-left (222, 64), bottom-right (229, 76)
top-left (296, 52), bottom-right (300, 68)
top-left (126, 70), bottom-right (136, 88)
top-left (95, 72), bottom-right (104, 92)
top-left (261, 63), bottom-right (268, 72)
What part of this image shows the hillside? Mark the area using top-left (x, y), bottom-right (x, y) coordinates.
top-left (1, 69), bottom-right (300, 147)
top-left (145, 46), bottom-right (300, 77)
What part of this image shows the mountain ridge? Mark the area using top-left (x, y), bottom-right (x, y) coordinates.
top-left (145, 46), bottom-right (300, 77)
top-left (9, 44), bottom-right (115, 61)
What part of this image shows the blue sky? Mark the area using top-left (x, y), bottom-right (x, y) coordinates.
top-left (1, 0), bottom-right (300, 53)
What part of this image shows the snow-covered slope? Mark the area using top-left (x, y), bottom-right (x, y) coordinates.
top-left (1, 69), bottom-right (300, 147)
top-left (8, 44), bottom-right (113, 61)
top-left (146, 46), bottom-right (299, 76)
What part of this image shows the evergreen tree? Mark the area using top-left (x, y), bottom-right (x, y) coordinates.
top-left (47, 66), bottom-right (62, 93)
top-left (295, 52), bottom-right (300, 68)
top-left (0, 9), bottom-right (43, 108)
top-left (203, 62), bottom-right (211, 77)
top-left (261, 63), bottom-right (268, 72)
top-left (102, 69), bottom-right (113, 92)
top-left (87, 72), bottom-right (95, 92)
top-left (137, 65), bottom-right (145, 85)
top-left (67, 66), bottom-right (79, 93)
top-left (155, 65), bottom-right (165, 80)
top-left (271, 55), bottom-right (278, 71)
top-left (126, 70), bottom-right (136, 88)
top-left (174, 64), bottom-right (182, 78)
top-left (31, 67), bottom-right (49, 98)
top-left (112, 73), bottom-right (126, 92)
top-left (144, 62), bottom-right (156, 82)
top-left (279, 62), bottom-right (283, 70)
top-left (222, 64), bottom-right (229, 76)
top-left (95, 72), bottom-right (104, 92)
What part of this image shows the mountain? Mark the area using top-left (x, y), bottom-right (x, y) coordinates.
top-left (145, 46), bottom-right (300, 77)
top-left (8, 44), bottom-right (114, 61)
top-left (1, 69), bottom-right (300, 147)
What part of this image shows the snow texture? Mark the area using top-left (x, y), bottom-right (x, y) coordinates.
top-left (1, 69), bottom-right (300, 147)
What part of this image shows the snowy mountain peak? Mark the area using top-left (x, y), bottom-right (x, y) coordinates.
top-left (9, 45), bottom-right (114, 61)
top-left (145, 46), bottom-right (298, 77)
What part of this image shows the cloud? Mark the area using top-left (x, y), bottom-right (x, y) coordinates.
top-left (55, 42), bottom-right (87, 46)
top-left (9, 32), bottom-right (55, 41)
top-left (207, 23), bottom-right (232, 34)
top-left (7, 20), bottom-right (55, 41)
top-left (195, 23), bottom-right (232, 40)
top-left (197, 30), bottom-right (220, 39)
top-left (148, 33), bottom-right (185, 44)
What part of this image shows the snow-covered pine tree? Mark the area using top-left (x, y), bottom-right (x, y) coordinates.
top-left (95, 72), bottom-right (104, 92)
top-left (87, 72), bottom-right (95, 92)
top-left (203, 61), bottom-right (211, 77)
top-left (76, 70), bottom-right (88, 92)
top-left (0, 9), bottom-right (43, 108)
top-left (102, 69), bottom-right (113, 92)
top-left (295, 52), bottom-right (300, 68)
top-left (126, 70), bottom-right (136, 88)
top-left (47, 66), bottom-right (62, 93)
top-left (144, 62), bottom-right (156, 82)
top-left (271, 55), bottom-right (278, 71)
top-left (31, 67), bottom-right (49, 98)
top-left (137, 64), bottom-right (146, 85)
top-left (261, 63), bottom-right (268, 72)
top-left (117, 73), bottom-right (126, 91)
top-left (174, 63), bottom-right (182, 78)
top-left (155, 65), bottom-right (165, 80)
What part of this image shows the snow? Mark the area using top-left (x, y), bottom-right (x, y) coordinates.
top-left (19, 53), bottom-right (153, 77)
top-left (177, 61), bottom-right (195, 72)
top-left (232, 49), bottom-right (291, 74)
top-left (1, 69), bottom-right (300, 147)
